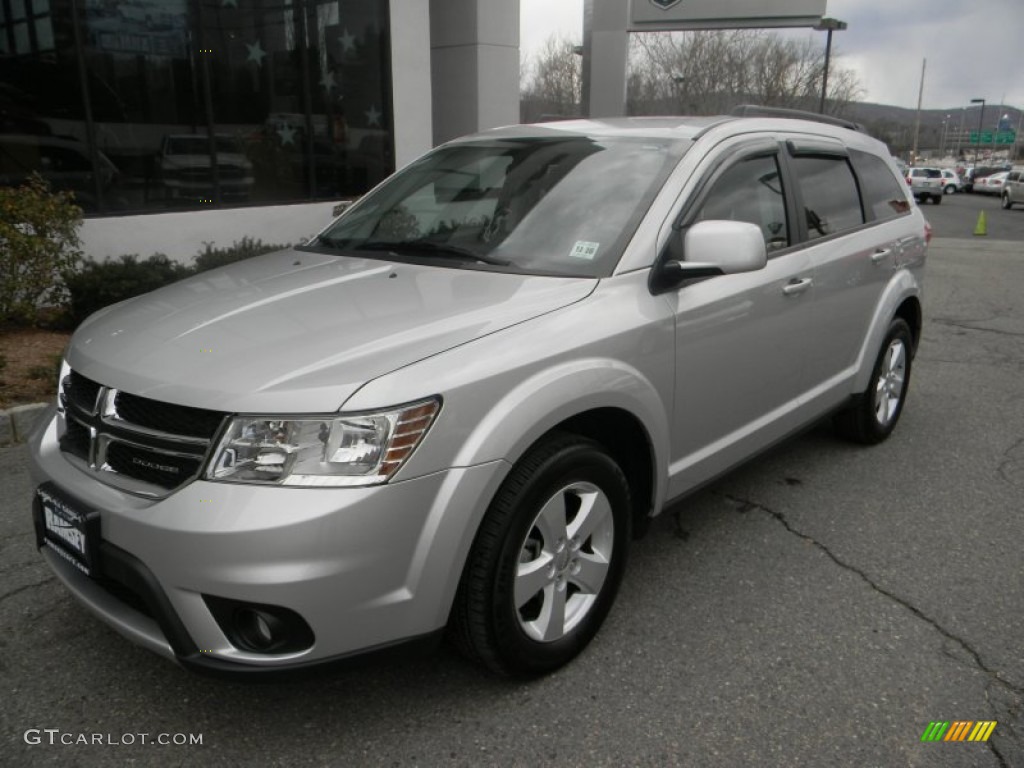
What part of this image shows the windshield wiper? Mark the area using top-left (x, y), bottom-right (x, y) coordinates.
top-left (314, 234), bottom-right (351, 250)
top-left (357, 240), bottom-right (511, 267)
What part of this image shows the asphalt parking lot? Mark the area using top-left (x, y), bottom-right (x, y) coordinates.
top-left (2, 211), bottom-right (1022, 765)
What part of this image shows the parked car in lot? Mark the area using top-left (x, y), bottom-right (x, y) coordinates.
top-left (29, 107), bottom-right (928, 678)
top-left (158, 134), bottom-right (254, 204)
top-left (0, 133), bottom-right (119, 211)
top-left (963, 165), bottom-right (1007, 193)
top-left (1001, 169), bottom-right (1024, 209)
top-left (973, 171), bottom-right (1010, 196)
top-left (905, 167), bottom-right (944, 204)
top-left (939, 169), bottom-right (961, 194)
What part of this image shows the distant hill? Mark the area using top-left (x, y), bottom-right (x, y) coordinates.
top-left (845, 102), bottom-right (1022, 156)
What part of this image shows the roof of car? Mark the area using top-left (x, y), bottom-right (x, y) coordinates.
top-left (456, 107), bottom-right (875, 147)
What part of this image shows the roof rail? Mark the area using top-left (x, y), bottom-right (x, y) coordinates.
top-left (730, 104), bottom-right (865, 133)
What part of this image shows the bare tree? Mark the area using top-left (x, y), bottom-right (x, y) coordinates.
top-left (520, 35), bottom-right (582, 121)
top-left (628, 29), bottom-right (862, 116)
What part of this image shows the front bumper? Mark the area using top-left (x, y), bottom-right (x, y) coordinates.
top-left (28, 407), bottom-right (508, 673)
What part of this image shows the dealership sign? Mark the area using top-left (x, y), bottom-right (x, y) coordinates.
top-left (630, 0), bottom-right (828, 30)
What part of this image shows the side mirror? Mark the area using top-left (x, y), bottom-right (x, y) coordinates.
top-left (653, 220), bottom-right (767, 293)
top-left (684, 220), bottom-right (768, 274)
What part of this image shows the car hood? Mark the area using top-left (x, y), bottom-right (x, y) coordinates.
top-left (68, 249), bottom-right (596, 413)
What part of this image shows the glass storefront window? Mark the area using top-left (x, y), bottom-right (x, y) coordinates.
top-left (0, 0), bottom-right (394, 215)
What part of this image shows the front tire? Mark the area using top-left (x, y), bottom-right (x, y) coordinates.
top-left (834, 318), bottom-right (913, 444)
top-left (1003, 193), bottom-right (1014, 210)
top-left (451, 433), bottom-right (631, 677)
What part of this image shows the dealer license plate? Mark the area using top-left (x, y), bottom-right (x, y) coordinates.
top-left (35, 484), bottom-right (99, 577)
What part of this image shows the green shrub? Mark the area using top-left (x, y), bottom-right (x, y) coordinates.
top-left (192, 237), bottom-right (287, 273)
top-left (0, 173), bottom-right (83, 324)
top-left (62, 254), bottom-right (192, 327)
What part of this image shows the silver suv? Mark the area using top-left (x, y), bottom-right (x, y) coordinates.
top-left (29, 108), bottom-right (928, 678)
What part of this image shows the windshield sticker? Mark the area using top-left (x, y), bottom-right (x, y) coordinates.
top-left (570, 241), bottom-right (600, 261)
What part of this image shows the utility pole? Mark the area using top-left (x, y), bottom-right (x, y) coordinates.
top-left (955, 107), bottom-right (966, 158)
top-left (910, 59), bottom-right (926, 163)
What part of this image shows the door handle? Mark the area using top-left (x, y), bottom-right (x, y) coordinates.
top-left (782, 277), bottom-right (813, 296)
top-left (871, 248), bottom-right (892, 263)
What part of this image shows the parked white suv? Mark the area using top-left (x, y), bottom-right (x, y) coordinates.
top-left (905, 167), bottom-right (944, 204)
top-left (30, 107), bottom-right (928, 678)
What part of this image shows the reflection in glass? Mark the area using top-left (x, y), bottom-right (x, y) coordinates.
top-left (0, 0), bottom-right (395, 215)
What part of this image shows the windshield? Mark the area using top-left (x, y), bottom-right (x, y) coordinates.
top-left (311, 136), bottom-right (688, 277)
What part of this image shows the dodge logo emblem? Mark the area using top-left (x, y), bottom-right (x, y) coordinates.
top-left (650, 0), bottom-right (682, 9)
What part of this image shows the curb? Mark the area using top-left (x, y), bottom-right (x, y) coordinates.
top-left (0, 402), bottom-right (49, 447)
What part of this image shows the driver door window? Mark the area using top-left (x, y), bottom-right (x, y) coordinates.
top-left (694, 154), bottom-right (789, 253)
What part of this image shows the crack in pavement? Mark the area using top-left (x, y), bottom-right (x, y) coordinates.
top-left (997, 438), bottom-right (1024, 486)
top-left (0, 577), bottom-right (55, 605)
top-left (932, 318), bottom-right (1024, 339)
top-left (719, 490), bottom-right (1023, 762)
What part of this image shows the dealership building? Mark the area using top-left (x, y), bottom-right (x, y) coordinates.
top-left (0, 0), bottom-right (520, 259)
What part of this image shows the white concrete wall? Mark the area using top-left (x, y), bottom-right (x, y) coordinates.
top-left (79, 202), bottom-right (339, 263)
top-left (430, 0), bottom-right (520, 145)
top-left (390, 0), bottom-right (433, 168)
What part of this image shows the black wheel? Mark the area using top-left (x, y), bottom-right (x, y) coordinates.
top-left (1003, 194), bottom-right (1013, 210)
top-left (451, 433), bottom-right (631, 677)
top-left (834, 318), bottom-right (913, 445)
top-left (931, 194), bottom-right (942, 204)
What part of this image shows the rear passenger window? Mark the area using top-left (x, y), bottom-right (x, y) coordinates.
top-left (850, 150), bottom-right (911, 222)
top-left (693, 154), bottom-right (789, 252)
top-left (790, 155), bottom-right (863, 240)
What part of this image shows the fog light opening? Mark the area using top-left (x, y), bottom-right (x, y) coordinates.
top-left (236, 608), bottom-right (286, 651)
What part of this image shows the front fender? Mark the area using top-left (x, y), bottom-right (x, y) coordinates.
top-left (450, 358), bottom-right (671, 511)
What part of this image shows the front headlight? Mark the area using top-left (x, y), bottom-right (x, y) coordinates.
top-left (205, 398), bottom-right (440, 487)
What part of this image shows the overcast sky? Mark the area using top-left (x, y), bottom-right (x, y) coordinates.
top-left (520, 0), bottom-right (1024, 116)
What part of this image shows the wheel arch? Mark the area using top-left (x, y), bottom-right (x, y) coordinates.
top-left (894, 295), bottom-right (922, 356)
top-left (852, 274), bottom-right (922, 394)
top-left (553, 407), bottom-right (657, 538)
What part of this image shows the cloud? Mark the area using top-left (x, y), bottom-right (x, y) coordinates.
top-left (520, 0), bottom-right (1024, 110)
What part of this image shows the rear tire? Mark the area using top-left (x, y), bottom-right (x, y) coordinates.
top-left (451, 433), bottom-right (631, 677)
top-left (944, 184), bottom-right (956, 195)
top-left (834, 318), bottom-right (913, 445)
top-left (931, 194), bottom-right (942, 204)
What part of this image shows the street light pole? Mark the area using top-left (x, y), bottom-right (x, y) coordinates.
top-left (970, 98), bottom-right (986, 166)
top-left (814, 17), bottom-right (847, 114)
top-left (955, 107), bottom-right (966, 158)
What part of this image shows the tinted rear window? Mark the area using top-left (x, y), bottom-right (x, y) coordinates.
top-left (850, 150), bottom-right (911, 222)
top-left (790, 155), bottom-right (864, 239)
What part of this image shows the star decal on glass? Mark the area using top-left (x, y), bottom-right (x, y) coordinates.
top-left (320, 70), bottom-right (337, 91)
top-left (277, 123), bottom-right (297, 146)
top-left (339, 29), bottom-right (356, 54)
top-left (246, 41), bottom-right (266, 66)
top-left (365, 105), bottom-right (382, 127)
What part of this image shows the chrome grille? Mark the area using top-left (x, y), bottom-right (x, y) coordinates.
top-left (59, 369), bottom-right (228, 498)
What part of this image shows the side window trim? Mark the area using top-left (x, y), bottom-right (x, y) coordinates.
top-left (671, 139), bottom-right (779, 230)
top-left (671, 146), bottom-right (796, 261)
top-left (782, 141), bottom-right (872, 245)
